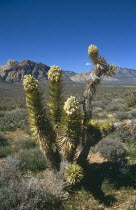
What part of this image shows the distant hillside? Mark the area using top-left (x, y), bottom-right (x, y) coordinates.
top-left (70, 68), bottom-right (136, 83)
top-left (113, 68), bottom-right (136, 81)
top-left (0, 60), bottom-right (71, 83)
top-left (0, 60), bottom-right (136, 84)
top-left (64, 71), bottom-right (77, 77)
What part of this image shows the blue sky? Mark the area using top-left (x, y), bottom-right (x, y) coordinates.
top-left (0, 0), bottom-right (136, 72)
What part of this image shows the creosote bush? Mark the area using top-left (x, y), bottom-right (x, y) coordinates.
top-left (0, 134), bottom-right (13, 158)
top-left (23, 45), bottom-right (117, 186)
top-left (0, 160), bottom-right (56, 210)
top-left (15, 148), bottom-right (48, 172)
top-left (13, 138), bottom-right (36, 152)
top-left (95, 138), bottom-right (127, 163)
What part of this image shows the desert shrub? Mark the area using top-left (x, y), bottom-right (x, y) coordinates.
top-left (0, 158), bottom-right (19, 189)
top-left (101, 179), bottom-right (115, 194)
top-left (127, 147), bottom-right (136, 160)
top-left (117, 130), bottom-right (136, 145)
top-left (0, 134), bottom-right (13, 157)
top-left (41, 172), bottom-right (68, 199)
top-left (0, 108), bottom-right (28, 131)
top-left (116, 111), bottom-right (130, 121)
top-left (0, 104), bottom-right (24, 111)
top-left (15, 148), bottom-right (48, 172)
top-left (95, 138), bottom-right (127, 163)
top-left (130, 109), bottom-right (136, 118)
top-left (61, 187), bottom-right (91, 210)
top-left (124, 92), bottom-right (136, 107)
top-left (0, 133), bottom-right (10, 146)
top-left (0, 158), bottom-right (65, 209)
top-left (92, 106), bottom-right (103, 113)
top-left (13, 138), bottom-right (36, 152)
top-left (92, 100), bottom-right (104, 108)
top-left (105, 101), bottom-right (127, 112)
top-left (0, 146), bottom-right (13, 158)
top-left (0, 162), bottom-right (56, 210)
top-left (0, 179), bottom-right (56, 210)
top-left (115, 120), bottom-right (136, 145)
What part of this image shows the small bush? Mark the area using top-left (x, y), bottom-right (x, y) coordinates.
top-left (130, 109), bottom-right (136, 118)
top-left (116, 111), bottom-right (130, 121)
top-left (0, 108), bottom-right (28, 132)
top-left (118, 130), bottom-right (136, 145)
top-left (95, 138), bottom-right (127, 163)
top-left (0, 146), bottom-right (13, 158)
top-left (0, 133), bottom-right (10, 146)
top-left (0, 163), bottom-right (55, 210)
top-left (15, 148), bottom-right (48, 172)
top-left (102, 179), bottom-right (115, 194)
top-left (124, 92), bottom-right (136, 107)
top-left (13, 138), bottom-right (36, 152)
top-left (0, 134), bottom-right (12, 157)
top-left (105, 102), bottom-right (127, 112)
top-left (41, 172), bottom-right (68, 199)
top-left (115, 120), bottom-right (136, 145)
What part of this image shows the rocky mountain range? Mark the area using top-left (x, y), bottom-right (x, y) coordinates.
top-left (0, 59), bottom-right (136, 84)
top-left (70, 68), bottom-right (136, 83)
top-left (0, 59), bottom-right (71, 83)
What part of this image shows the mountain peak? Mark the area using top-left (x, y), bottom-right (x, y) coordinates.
top-left (6, 60), bottom-right (18, 66)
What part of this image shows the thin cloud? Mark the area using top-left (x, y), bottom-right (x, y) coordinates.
top-left (85, 63), bottom-right (91, 66)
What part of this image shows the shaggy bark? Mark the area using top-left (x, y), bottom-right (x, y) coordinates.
top-left (78, 51), bottom-right (112, 165)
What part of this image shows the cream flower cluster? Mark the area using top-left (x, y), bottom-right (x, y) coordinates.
top-left (64, 96), bottom-right (80, 116)
top-left (23, 75), bottom-right (38, 91)
top-left (88, 44), bottom-right (98, 57)
top-left (48, 66), bottom-right (62, 82)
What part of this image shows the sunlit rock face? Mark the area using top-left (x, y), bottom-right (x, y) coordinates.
top-left (0, 59), bottom-right (50, 82)
top-left (0, 60), bottom-right (73, 83)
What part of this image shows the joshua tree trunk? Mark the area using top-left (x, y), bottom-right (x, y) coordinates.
top-left (83, 66), bottom-right (101, 123)
top-left (77, 45), bottom-right (116, 165)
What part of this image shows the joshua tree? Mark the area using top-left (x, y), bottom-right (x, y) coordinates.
top-left (23, 45), bottom-right (116, 184)
top-left (77, 45), bottom-right (116, 164)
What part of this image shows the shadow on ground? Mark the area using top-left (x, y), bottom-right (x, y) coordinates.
top-left (76, 161), bottom-right (136, 207)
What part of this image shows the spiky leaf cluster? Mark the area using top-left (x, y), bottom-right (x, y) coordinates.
top-left (64, 163), bottom-right (84, 185)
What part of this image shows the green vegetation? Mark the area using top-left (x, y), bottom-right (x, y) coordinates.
top-left (0, 45), bottom-right (135, 209)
